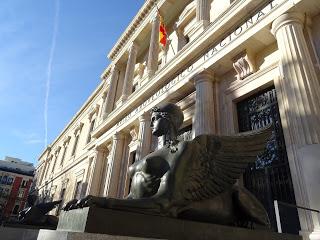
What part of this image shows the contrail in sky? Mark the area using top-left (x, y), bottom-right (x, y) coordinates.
top-left (44, 0), bottom-right (60, 147)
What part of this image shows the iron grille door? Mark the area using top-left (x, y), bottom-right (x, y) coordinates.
top-left (237, 86), bottom-right (300, 234)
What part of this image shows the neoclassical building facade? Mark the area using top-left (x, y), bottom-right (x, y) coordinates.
top-left (35, 0), bottom-right (320, 239)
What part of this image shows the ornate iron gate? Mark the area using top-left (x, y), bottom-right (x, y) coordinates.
top-left (237, 87), bottom-right (300, 234)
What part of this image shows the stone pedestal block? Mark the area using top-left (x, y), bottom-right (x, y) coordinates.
top-left (57, 207), bottom-right (302, 240)
top-left (0, 226), bottom-right (39, 240)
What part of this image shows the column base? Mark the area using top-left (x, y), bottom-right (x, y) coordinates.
top-left (300, 230), bottom-right (312, 240)
top-left (309, 230), bottom-right (320, 240)
top-left (310, 229), bottom-right (320, 240)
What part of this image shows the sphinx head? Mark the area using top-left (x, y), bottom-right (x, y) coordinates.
top-left (150, 103), bottom-right (184, 140)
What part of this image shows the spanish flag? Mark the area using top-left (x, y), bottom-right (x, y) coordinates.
top-left (159, 13), bottom-right (167, 47)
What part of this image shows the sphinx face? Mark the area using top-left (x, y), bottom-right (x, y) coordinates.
top-left (150, 112), bottom-right (170, 137)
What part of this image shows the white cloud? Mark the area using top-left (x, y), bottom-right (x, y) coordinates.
top-left (44, 0), bottom-right (60, 147)
top-left (12, 130), bottom-right (43, 145)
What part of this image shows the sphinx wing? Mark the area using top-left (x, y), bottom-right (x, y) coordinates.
top-left (36, 200), bottom-right (62, 214)
top-left (180, 126), bottom-right (272, 202)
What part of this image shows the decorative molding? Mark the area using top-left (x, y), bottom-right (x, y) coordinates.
top-left (129, 127), bottom-right (138, 142)
top-left (232, 50), bottom-right (256, 81)
top-left (63, 136), bottom-right (71, 145)
top-left (128, 126), bottom-right (139, 150)
top-left (176, 1), bottom-right (196, 29)
top-left (225, 62), bottom-right (278, 95)
top-left (74, 122), bottom-right (84, 135)
top-left (108, 0), bottom-right (158, 61)
top-left (75, 169), bottom-right (85, 178)
top-left (54, 146), bottom-right (61, 155)
top-left (88, 104), bottom-right (100, 120)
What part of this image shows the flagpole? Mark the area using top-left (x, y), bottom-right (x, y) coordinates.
top-left (156, 4), bottom-right (176, 56)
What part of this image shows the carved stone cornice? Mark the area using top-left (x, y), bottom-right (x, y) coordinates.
top-left (129, 126), bottom-right (138, 142)
top-left (108, 0), bottom-right (158, 61)
top-left (63, 136), bottom-right (71, 145)
top-left (74, 122), bottom-right (84, 135)
top-left (88, 104), bottom-right (100, 120)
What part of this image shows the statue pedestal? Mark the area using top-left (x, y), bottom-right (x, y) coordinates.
top-left (55, 207), bottom-right (302, 240)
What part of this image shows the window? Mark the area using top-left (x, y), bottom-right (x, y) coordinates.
top-left (18, 190), bottom-right (24, 198)
top-left (1, 176), bottom-right (7, 184)
top-left (177, 125), bottom-right (192, 141)
top-left (57, 188), bottom-right (66, 214)
top-left (86, 119), bottom-right (96, 144)
top-left (12, 204), bottom-right (20, 215)
top-left (7, 177), bottom-right (14, 185)
top-left (60, 145), bottom-right (67, 166)
top-left (127, 151), bottom-right (137, 194)
top-left (185, 35), bottom-right (190, 44)
top-left (71, 134), bottom-right (80, 156)
top-left (132, 83), bottom-right (138, 93)
top-left (21, 180), bottom-right (27, 188)
top-left (73, 181), bottom-right (82, 199)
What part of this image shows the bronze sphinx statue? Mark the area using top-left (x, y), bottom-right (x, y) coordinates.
top-left (18, 194), bottom-right (61, 227)
top-left (64, 103), bottom-right (271, 227)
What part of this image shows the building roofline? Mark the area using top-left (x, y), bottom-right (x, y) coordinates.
top-left (107, 0), bottom-right (157, 61)
top-left (38, 80), bottom-right (105, 162)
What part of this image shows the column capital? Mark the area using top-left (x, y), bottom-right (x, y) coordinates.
top-left (102, 89), bottom-right (108, 99)
top-left (192, 69), bottom-right (215, 85)
top-left (149, 9), bottom-right (160, 24)
top-left (111, 63), bottom-right (120, 73)
top-left (95, 145), bottom-right (107, 154)
top-left (271, 12), bottom-right (304, 36)
top-left (113, 132), bottom-right (125, 141)
top-left (139, 112), bottom-right (151, 122)
top-left (128, 41), bottom-right (139, 54)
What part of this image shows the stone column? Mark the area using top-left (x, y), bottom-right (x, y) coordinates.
top-left (119, 42), bottom-right (139, 103)
top-left (99, 90), bottom-right (108, 118)
top-left (193, 70), bottom-right (216, 137)
top-left (106, 133), bottom-right (125, 198)
top-left (271, 12), bottom-right (320, 239)
top-left (174, 25), bottom-right (188, 51)
top-left (102, 65), bottom-right (119, 119)
top-left (196, 0), bottom-right (210, 28)
top-left (147, 13), bottom-right (160, 78)
top-left (136, 112), bottom-right (152, 161)
top-left (86, 149), bottom-right (106, 196)
top-left (102, 143), bottom-right (113, 196)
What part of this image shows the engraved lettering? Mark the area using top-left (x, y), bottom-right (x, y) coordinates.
top-left (269, 0), bottom-right (278, 10)
top-left (256, 10), bottom-right (265, 21)
top-left (203, 52), bottom-right (210, 61)
top-left (219, 38), bottom-right (227, 47)
top-left (245, 17), bottom-right (254, 29)
top-left (234, 26), bottom-right (243, 36)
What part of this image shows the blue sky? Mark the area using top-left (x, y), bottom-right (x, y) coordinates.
top-left (0, 0), bottom-right (144, 166)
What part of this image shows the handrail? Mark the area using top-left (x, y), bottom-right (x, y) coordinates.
top-left (274, 200), bottom-right (320, 233)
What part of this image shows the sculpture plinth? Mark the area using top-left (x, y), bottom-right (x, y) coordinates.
top-left (56, 207), bottom-right (301, 240)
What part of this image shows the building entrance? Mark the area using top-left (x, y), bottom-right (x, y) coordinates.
top-left (237, 87), bottom-right (300, 234)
